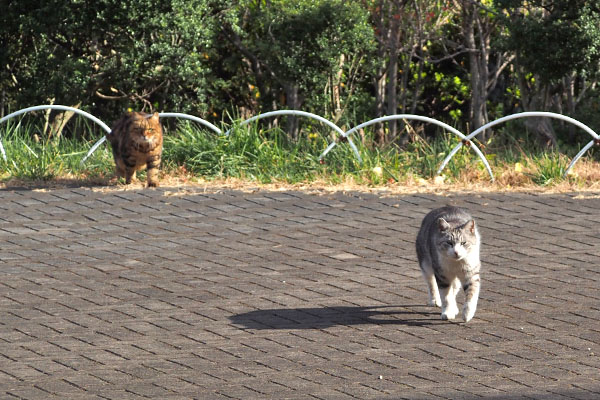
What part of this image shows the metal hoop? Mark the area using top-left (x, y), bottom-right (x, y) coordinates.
top-left (437, 112), bottom-right (599, 178)
top-left (340, 115), bottom-right (494, 181)
top-left (228, 110), bottom-right (362, 163)
top-left (0, 105), bottom-right (112, 163)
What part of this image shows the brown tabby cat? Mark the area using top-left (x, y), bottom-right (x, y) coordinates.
top-left (106, 111), bottom-right (163, 187)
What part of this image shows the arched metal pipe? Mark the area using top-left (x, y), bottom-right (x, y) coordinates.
top-left (81, 112), bottom-right (223, 165)
top-left (437, 112), bottom-right (599, 178)
top-left (0, 105), bottom-right (112, 163)
top-left (565, 140), bottom-right (597, 175)
top-left (158, 113), bottom-right (222, 135)
top-left (339, 114), bottom-right (494, 181)
top-left (227, 110), bottom-right (362, 163)
top-left (4, 106), bottom-right (596, 181)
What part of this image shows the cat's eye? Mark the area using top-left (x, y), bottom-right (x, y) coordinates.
top-left (461, 241), bottom-right (467, 246)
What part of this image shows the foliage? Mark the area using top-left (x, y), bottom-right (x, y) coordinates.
top-left (163, 121), bottom-right (360, 183)
top-left (0, 0), bottom-right (224, 120)
top-left (528, 152), bottom-right (567, 186)
top-left (2, 119), bottom-right (599, 189)
top-left (0, 119), bottom-right (110, 181)
top-left (220, 0), bottom-right (374, 125)
top-left (495, 0), bottom-right (600, 83)
top-left (2, 0), bottom-right (600, 152)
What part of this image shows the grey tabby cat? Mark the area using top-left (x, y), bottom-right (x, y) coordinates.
top-left (416, 206), bottom-right (481, 322)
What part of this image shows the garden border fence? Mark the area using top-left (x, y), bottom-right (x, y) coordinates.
top-left (1, 104), bottom-right (598, 181)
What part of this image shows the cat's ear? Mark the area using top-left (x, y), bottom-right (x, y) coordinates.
top-left (465, 219), bottom-right (476, 234)
top-left (150, 112), bottom-right (159, 122)
top-left (437, 218), bottom-right (451, 232)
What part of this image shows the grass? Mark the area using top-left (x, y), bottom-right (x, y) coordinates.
top-left (1, 116), bottom-right (600, 192)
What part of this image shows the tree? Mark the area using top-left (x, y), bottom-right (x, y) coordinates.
top-left (0, 0), bottom-right (223, 129)
top-left (458, 0), bottom-right (514, 138)
top-left (365, 1), bottom-right (458, 144)
top-left (495, 0), bottom-right (600, 145)
top-left (3, 0), bottom-right (599, 149)
top-left (222, 0), bottom-right (373, 138)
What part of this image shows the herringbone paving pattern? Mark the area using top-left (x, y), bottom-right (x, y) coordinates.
top-left (1, 186), bottom-right (599, 399)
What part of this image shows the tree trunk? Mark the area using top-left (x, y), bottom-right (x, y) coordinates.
top-left (372, 2), bottom-right (388, 146)
top-left (330, 54), bottom-right (345, 124)
top-left (374, 68), bottom-right (387, 145)
top-left (524, 117), bottom-right (556, 147)
top-left (385, 15), bottom-right (400, 142)
top-left (371, 0), bottom-right (407, 146)
top-left (517, 70), bottom-right (557, 148)
top-left (564, 74), bottom-right (577, 140)
top-left (47, 102), bottom-right (82, 140)
top-left (462, 1), bottom-right (488, 137)
top-left (0, 89), bottom-right (5, 118)
top-left (283, 83), bottom-right (302, 140)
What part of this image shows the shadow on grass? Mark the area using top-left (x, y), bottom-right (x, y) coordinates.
top-left (230, 305), bottom-right (446, 330)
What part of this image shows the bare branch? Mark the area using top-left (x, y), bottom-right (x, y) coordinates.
top-left (95, 90), bottom-right (127, 100)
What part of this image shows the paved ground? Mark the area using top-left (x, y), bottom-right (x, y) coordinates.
top-left (1, 185), bottom-right (599, 399)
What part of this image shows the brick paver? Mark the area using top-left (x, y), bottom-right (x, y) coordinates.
top-left (1, 186), bottom-right (599, 399)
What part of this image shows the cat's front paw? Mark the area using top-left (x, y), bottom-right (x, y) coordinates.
top-left (462, 304), bottom-right (476, 322)
top-left (441, 304), bottom-right (459, 320)
top-left (427, 297), bottom-right (442, 307)
top-left (147, 181), bottom-right (159, 188)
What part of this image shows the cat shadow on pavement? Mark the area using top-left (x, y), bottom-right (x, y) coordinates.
top-left (230, 305), bottom-right (444, 330)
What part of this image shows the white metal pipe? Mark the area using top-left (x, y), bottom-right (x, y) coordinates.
top-left (437, 144), bottom-right (467, 176)
top-left (319, 141), bottom-right (338, 160)
top-left (81, 111), bottom-right (224, 164)
top-left (81, 136), bottom-right (108, 165)
top-left (448, 111), bottom-right (600, 178)
top-left (565, 140), bottom-right (596, 176)
top-left (228, 110), bottom-right (361, 162)
top-left (4, 106), bottom-right (596, 182)
top-left (159, 112), bottom-right (222, 135)
top-left (340, 114), bottom-right (494, 181)
top-left (0, 105), bottom-right (111, 132)
top-left (0, 105), bottom-right (112, 163)
top-left (466, 111), bottom-right (598, 142)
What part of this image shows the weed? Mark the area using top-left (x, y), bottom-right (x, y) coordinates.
top-left (0, 118), bottom-right (597, 189)
top-left (528, 152), bottom-right (568, 186)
